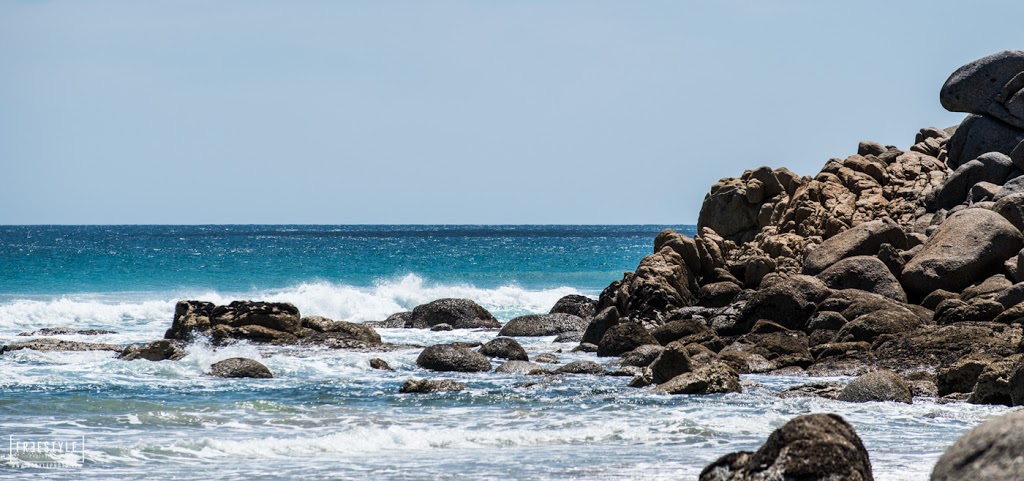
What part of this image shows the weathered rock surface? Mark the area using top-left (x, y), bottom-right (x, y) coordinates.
top-left (555, 360), bottom-right (606, 375)
top-left (1, 338), bottom-right (122, 354)
top-left (548, 294), bottom-right (597, 318)
top-left (416, 344), bottom-right (492, 372)
top-left (655, 362), bottom-right (741, 395)
top-left (931, 408), bottom-right (1024, 481)
top-left (399, 379), bottom-right (465, 393)
top-left (699, 413), bottom-right (873, 481)
top-left (409, 298), bottom-right (501, 329)
top-left (596, 321), bottom-right (658, 357)
top-left (478, 337), bottom-right (529, 361)
top-left (494, 360), bottom-right (542, 374)
top-left (498, 313), bottom-right (589, 337)
top-left (816, 256), bottom-right (907, 302)
top-left (802, 219), bottom-right (907, 275)
top-left (838, 370), bottom-right (912, 404)
top-left (209, 358), bottom-right (273, 378)
top-left (596, 247), bottom-right (697, 323)
top-left (940, 50), bottom-right (1024, 131)
top-left (119, 340), bottom-right (185, 361)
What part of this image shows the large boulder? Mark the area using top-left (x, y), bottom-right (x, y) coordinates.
top-left (838, 370), bottom-right (912, 404)
top-left (901, 209), bottom-right (1024, 298)
top-left (940, 50), bottom-right (1024, 132)
top-left (580, 306), bottom-right (621, 346)
top-left (209, 358), bottom-right (273, 378)
top-left (802, 219), bottom-right (908, 275)
top-left (409, 299), bottom-right (501, 329)
top-left (816, 256), bottom-right (907, 303)
top-left (415, 344), bottom-right (492, 372)
top-left (933, 153), bottom-right (1015, 210)
top-left (596, 321), bottom-right (658, 357)
top-left (548, 294), bottom-right (597, 319)
top-left (478, 337), bottom-right (528, 361)
top-left (699, 413), bottom-right (873, 481)
top-left (945, 115), bottom-right (1024, 170)
top-left (931, 409), bottom-right (1024, 481)
top-left (648, 341), bottom-right (692, 384)
top-left (729, 275), bottom-right (831, 334)
top-left (835, 309), bottom-right (926, 343)
top-left (655, 362), bottom-right (741, 395)
top-left (498, 313), bottom-right (589, 337)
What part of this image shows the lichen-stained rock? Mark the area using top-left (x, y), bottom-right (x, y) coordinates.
top-left (699, 413), bottom-right (873, 481)
top-left (802, 219), bottom-right (908, 275)
top-left (902, 208), bottom-right (1024, 298)
top-left (399, 379), bottom-right (465, 394)
top-left (931, 409), bottom-right (1024, 481)
top-left (596, 247), bottom-right (697, 323)
top-left (415, 344), bottom-right (492, 372)
top-left (940, 50), bottom-right (1024, 131)
top-left (835, 309), bottom-right (926, 344)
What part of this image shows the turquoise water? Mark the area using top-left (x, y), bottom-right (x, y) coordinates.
top-left (0, 225), bottom-right (1008, 480)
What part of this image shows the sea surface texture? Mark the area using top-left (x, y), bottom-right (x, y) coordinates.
top-left (0, 225), bottom-right (1006, 480)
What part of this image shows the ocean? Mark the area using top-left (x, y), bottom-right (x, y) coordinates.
top-left (0, 225), bottom-right (1008, 480)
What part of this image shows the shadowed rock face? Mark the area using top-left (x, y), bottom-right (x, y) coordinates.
top-left (941, 50), bottom-right (1024, 130)
top-left (700, 413), bottom-right (873, 481)
top-left (931, 409), bottom-right (1024, 481)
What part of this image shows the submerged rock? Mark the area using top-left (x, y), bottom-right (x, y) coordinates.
top-left (1, 338), bottom-right (122, 354)
top-left (700, 414), bottom-right (873, 481)
top-left (555, 360), bottom-right (606, 375)
top-left (398, 378), bottom-right (465, 394)
top-left (416, 344), bottom-right (491, 372)
top-left (838, 370), bottom-right (912, 404)
top-left (209, 358), bottom-right (273, 378)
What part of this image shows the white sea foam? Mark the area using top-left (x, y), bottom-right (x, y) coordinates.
top-left (0, 274), bottom-right (584, 336)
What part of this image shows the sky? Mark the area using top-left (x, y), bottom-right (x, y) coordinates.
top-left (2, 1), bottom-right (1022, 225)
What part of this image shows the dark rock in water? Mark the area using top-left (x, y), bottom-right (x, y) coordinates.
top-left (430, 323), bottom-right (453, 332)
top-left (933, 153), bottom-right (1014, 210)
top-left (369, 358), bottom-right (392, 370)
top-left (119, 340), bottom-right (185, 361)
top-left (649, 341), bottom-right (692, 384)
top-left (2, 338), bottom-right (122, 354)
top-left (210, 358), bottom-right (273, 378)
top-left (415, 344), bottom-right (491, 372)
top-left (699, 413), bottom-right (873, 481)
top-left (802, 219), bottom-right (908, 275)
top-left (730, 275), bottom-right (830, 334)
top-left (165, 300), bottom-right (215, 340)
top-left (816, 256), bottom-right (907, 302)
top-left (301, 316), bottom-right (382, 345)
top-left (478, 337), bottom-right (528, 361)
top-left (836, 309), bottom-right (926, 343)
top-left (778, 381), bottom-right (846, 400)
top-left (931, 408), bottom-right (1024, 481)
top-left (940, 50), bottom-right (1024, 131)
top-left (494, 360), bottom-right (542, 374)
top-left (655, 362), bottom-right (741, 395)
top-left (838, 370), bottom-right (912, 404)
top-left (498, 313), bottom-right (588, 337)
top-left (399, 378), bottom-right (465, 394)
top-left (533, 353), bottom-right (559, 364)
top-left (902, 208), bottom-right (1023, 298)
top-left (366, 311), bottom-right (412, 328)
top-left (17, 327), bottom-right (118, 336)
top-left (596, 247), bottom-right (697, 323)
top-left (555, 360), bottom-right (606, 375)
top-left (212, 301), bottom-right (301, 333)
top-left (945, 114), bottom-right (1024, 170)
top-left (580, 306), bottom-right (621, 346)
top-left (620, 344), bottom-right (665, 367)
top-left (553, 331), bottom-right (583, 343)
top-left (410, 298), bottom-right (501, 329)
top-left (596, 321), bottom-right (658, 357)
top-left (548, 294), bottom-right (597, 319)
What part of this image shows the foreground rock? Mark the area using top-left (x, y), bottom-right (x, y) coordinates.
top-left (165, 300), bottom-right (383, 348)
top-left (838, 370), bottom-right (912, 404)
top-left (119, 340), bottom-right (185, 361)
top-left (416, 344), bottom-right (492, 372)
top-left (398, 379), bottom-right (466, 394)
top-left (209, 358), bottom-right (273, 378)
top-left (700, 413), bottom-right (873, 481)
top-left (931, 408), bottom-right (1024, 481)
top-left (1, 338), bottom-right (122, 354)
top-left (409, 298), bottom-right (501, 329)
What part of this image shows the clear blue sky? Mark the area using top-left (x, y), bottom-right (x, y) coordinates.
top-left (2, 1), bottom-right (1021, 224)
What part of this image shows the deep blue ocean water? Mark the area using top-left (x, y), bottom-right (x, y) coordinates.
top-left (0, 225), bottom-right (1007, 480)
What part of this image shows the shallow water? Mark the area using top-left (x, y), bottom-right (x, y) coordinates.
top-left (0, 226), bottom-right (1010, 479)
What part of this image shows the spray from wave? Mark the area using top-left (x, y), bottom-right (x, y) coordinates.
top-left (0, 274), bottom-right (586, 332)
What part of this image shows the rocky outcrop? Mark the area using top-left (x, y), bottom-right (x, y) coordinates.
top-left (409, 298), bottom-right (501, 329)
top-left (209, 358), bottom-right (273, 378)
top-left (497, 313), bottom-right (589, 337)
top-left (119, 340), bottom-right (185, 361)
top-left (596, 247), bottom-right (697, 323)
top-left (1, 338), bottom-right (122, 354)
top-left (654, 362), bottom-right (741, 395)
top-left (415, 344), bottom-right (492, 372)
top-left (700, 414), bottom-right (873, 481)
top-left (931, 408), bottom-right (1024, 481)
top-left (802, 219), bottom-right (908, 275)
top-left (399, 379), bottom-right (466, 393)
